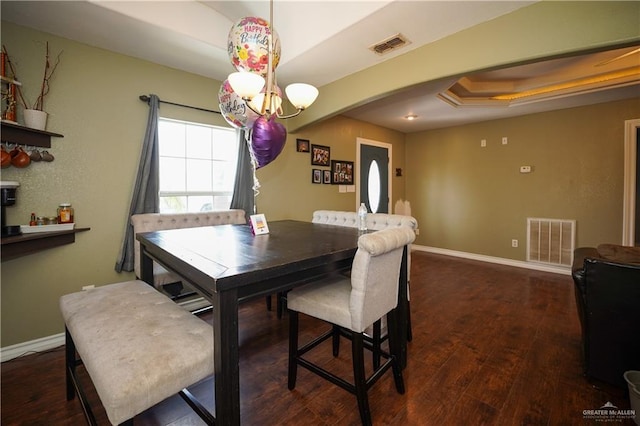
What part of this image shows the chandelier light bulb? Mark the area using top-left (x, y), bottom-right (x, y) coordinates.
top-left (250, 92), bottom-right (283, 115)
top-left (285, 83), bottom-right (319, 109)
top-left (228, 72), bottom-right (265, 100)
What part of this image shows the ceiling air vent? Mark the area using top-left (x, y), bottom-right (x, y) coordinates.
top-left (370, 33), bottom-right (410, 56)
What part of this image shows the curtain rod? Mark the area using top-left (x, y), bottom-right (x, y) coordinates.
top-left (139, 95), bottom-right (220, 115)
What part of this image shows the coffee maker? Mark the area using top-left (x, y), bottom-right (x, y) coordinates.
top-left (1, 181), bottom-right (21, 237)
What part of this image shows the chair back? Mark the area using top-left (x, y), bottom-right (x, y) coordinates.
top-left (574, 252), bottom-right (640, 386)
top-left (349, 227), bottom-right (415, 332)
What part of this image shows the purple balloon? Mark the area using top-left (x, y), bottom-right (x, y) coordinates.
top-left (250, 116), bottom-right (287, 168)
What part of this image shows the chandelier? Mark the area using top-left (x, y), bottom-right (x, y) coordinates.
top-left (227, 0), bottom-right (318, 120)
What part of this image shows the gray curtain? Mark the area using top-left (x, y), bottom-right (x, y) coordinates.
top-left (115, 94), bottom-right (160, 272)
top-left (230, 129), bottom-right (255, 220)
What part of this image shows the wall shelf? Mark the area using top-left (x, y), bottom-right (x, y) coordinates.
top-left (1, 227), bottom-right (90, 261)
top-left (1, 121), bottom-right (63, 148)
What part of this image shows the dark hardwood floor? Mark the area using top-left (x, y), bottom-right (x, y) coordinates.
top-left (1, 251), bottom-right (634, 425)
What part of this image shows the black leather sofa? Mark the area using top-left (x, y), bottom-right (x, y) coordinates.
top-left (571, 245), bottom-right (640, 388)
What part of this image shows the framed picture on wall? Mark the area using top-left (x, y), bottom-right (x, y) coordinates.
top-left (296, 138), bottom-right (310, 152)
top-left (311, 144), bottom-right (330, 166)
top-left (312, 169), bottom-right (322, 184)
top-left (330, 160), bottom-right (354, 184)
top-left (323, 170), bottom-right (331, 184)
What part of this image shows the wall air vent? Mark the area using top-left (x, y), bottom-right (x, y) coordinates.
top-left (527, 217), bottom-right (575, 267)
top-left (370, 33), bottom-right (410, 55)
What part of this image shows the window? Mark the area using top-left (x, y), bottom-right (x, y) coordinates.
top-left (158, 118), bottom-right (238, 213)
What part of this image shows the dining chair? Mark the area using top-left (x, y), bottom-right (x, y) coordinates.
top-left (287, 227), bottom-right (415, 426)
top-left (270, 211), bottom-right (417, 331)
top-left (266, 211), bottom-right (359, 318)
top-left (312, 210), bottom-right (417, 367)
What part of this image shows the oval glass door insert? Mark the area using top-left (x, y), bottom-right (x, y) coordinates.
top-left (367, 160), bottom-right (381, 213)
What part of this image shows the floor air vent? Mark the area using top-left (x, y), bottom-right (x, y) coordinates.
top-left (527, 218), bottom-right (575, 267)
top-left (370, 33), bottom-right (410, 55)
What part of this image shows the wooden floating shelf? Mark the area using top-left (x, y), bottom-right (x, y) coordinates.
top-left (1, 121), bottom-right (63, 148)
top-left (1, 227), bottom-right (90, 261)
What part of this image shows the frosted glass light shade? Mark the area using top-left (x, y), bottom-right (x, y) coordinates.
top-left (285, 83), bottom-right (319, 109)
top-left (250, 92), bottom-right (283, 114)
top-left (228, 72), bottom-right (265, 99)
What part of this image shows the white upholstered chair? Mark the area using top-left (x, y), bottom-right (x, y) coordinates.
top-left (287, 227), bottom-right (416, 426)
top-left (310, 210), bottom-right (418, 368)
top-left (312, 210), bottom-right (417, 334)
top-left (312, 210), bottom-right (417, 285)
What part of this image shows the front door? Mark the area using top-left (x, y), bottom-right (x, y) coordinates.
top-left (358, 139), bottom-right (390, 213)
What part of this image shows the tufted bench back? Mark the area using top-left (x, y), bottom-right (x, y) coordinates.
top-left (312, 210), bottom-right (417, 278)
top-left (312, 210), bottom-right (358, 227)
top-left (131, 210), bottom-right (246, 287)
top-left (367, 213), bottom-right (417, 232)
top-left (312, 210), bottom-right (417, 231)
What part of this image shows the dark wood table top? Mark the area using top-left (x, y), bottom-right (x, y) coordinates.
top-left (136, 219), bottom-right (407, 425)
top-left (137, 220), bottom-right (362, 294)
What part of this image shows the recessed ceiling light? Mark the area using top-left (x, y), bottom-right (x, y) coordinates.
top-left (404, 114), bottom-right (418, 121)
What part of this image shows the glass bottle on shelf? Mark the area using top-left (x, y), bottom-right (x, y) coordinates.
top-left (57, 203), bottom-right (74, 224)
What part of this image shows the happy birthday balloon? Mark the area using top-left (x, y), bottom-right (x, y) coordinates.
top-left (218, 79), bottom-right (259, 129)
top-left (228, 16), bottom-right (281, 77)
top-left (250, 116), bottom-right (287, 168)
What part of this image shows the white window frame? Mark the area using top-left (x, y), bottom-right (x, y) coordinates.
top-left (157, 117), bottom-right (238, 213)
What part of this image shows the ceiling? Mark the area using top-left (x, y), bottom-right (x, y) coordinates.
top-left (2, 1), bottom-right (639, 133)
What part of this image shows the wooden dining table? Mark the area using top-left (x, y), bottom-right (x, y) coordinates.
top-left (136, 220), bottom-right (409, 425)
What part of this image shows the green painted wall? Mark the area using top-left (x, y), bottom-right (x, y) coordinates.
top-left (406, 98), bottom-right (640, 259)
top-left (257, 115), bottom-right (405, 221)
top-left (0, 22), bottom-right (223, 347)
top-left (1, 0), bottom-right (638, 348)
top-left (0, 23), bottom-right (403, 347)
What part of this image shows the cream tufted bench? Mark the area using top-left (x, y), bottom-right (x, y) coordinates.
top-left (60, 280), bottom-right (215, 425)
top-left (311, 210), bottom-right (359, 227)
top-left (131, 210), bottom-right (246, 293)
top-left (312, 210), bottom-right (417, 234)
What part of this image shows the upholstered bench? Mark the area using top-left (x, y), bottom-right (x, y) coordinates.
top-left (60, 280), bottom-right (215, 425)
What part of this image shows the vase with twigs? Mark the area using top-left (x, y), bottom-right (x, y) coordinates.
top-left (1, 42), bottom-right (62, 130)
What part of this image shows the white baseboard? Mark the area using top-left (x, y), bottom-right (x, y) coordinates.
top-left (0, 297), bottom-right (211, 363)
top-left (412, 244), bottom-right (571, 276)
top-left (2, 251), bottom-right (567, 362)
top-left (1, 332), bottom-right (65, 363)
